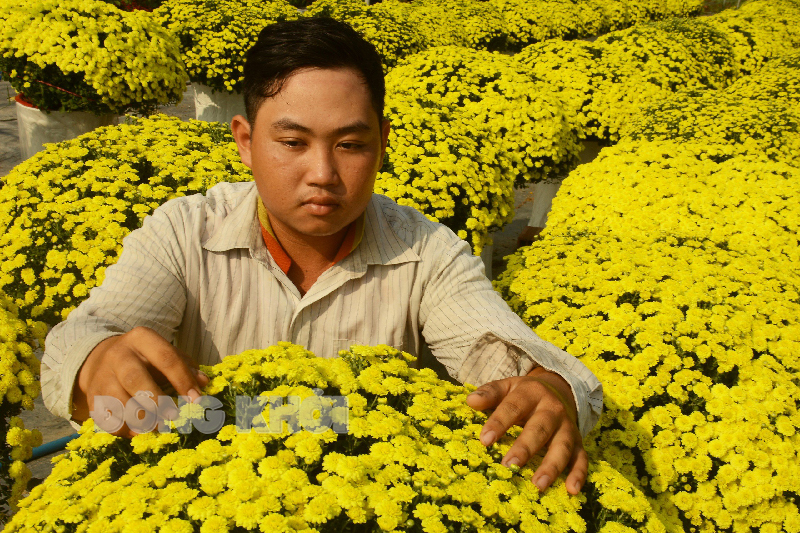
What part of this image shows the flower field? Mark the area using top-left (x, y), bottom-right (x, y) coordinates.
top-left (1, 0), bottom-right (800, 530)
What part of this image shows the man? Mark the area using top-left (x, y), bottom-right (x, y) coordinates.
top-left (41, 18), bottom-right (602, 496)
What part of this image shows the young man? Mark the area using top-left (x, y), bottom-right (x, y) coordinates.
top-left (41, 18), bottom-right (602, 495)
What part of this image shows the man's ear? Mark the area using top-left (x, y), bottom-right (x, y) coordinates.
top-left (230, 114), bottom-right (253, 169)
top-left (379, 118), bottom-right (391, 162)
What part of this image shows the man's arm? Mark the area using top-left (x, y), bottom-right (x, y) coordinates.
top-left (42, 202), bottom-right (206, 437)
top-left (418, 236), bottom-right (602, 494)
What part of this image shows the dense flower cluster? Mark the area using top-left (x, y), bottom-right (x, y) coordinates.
top-left (153, 0), bottom-right (298, 93)
top-left (2, 416), bottom-right (42, 520)
top-left (623, 91), bottom-right (800, 162)
top-left (706, 0), bottom-right (800, 76)
top-left (303, 0), bottom-right (709, 57)
top-left (7, 343), bottom-right (673, 532)
top-left (514, 0), bottom-right (800, 142)
top-left (376, 95), bottom-right (512, 256)
top-left (724, 51), bottom-right (800, 111)
top-left (515, 17), bottom-right (735, 141)
top-left (0, 115), bottom-right (252, 327)
top-left (499, 17), bottom-right (800, 530)
top-left (496, 137), bottom-right (800, 532)
top-left (0, 296), bottom-right (42, 413)
top-left (0, 295), bottom-right (43, 519)
top-left (624, 47), bottom-right (800, 161)
top-left (302, 0), bottom-right (425, 69)
top-left (515, 39), bottom-right (602, 139)
top-left (489, 0), bottom-right (704, 52)
top-left (0, 0), bottom-right (187, 114)
top-left (390, 0), bottom-right (706, 54)
top-left (599, 0), bottom-right (703, 28)
top-left (490, 0), bottom-right (603, 51)
top-left (387, 46), bottom-right (580, 186)
top-left (587, 18), bottom-right (735, 141)
top-left (377, 46), bottom-right (577, 253)
top-left (404, 0), bottom-right (508, 51)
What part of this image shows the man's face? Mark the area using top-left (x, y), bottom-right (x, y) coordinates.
top-left (232, 67), bottom-right (390, 240)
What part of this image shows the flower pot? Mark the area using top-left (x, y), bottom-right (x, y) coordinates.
top-left (15, 94), bottom-right (116, 160)
top-left (192, 83), bottom-right (246, 124)
top-left (527, 179), bottom-right (563, 229)
top-left (480, 242), bottom-right (493, 280)
top-left (525, 139), bottom-right (602, 230)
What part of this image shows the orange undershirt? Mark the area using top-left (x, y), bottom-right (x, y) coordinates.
top-left (256, 198), bottom-right (365, 275)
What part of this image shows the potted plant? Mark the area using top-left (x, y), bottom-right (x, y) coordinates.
top-left (154, 0), bottom-right (299, 124)
top-left (377, 46), bottom-right (580, 263)
top-left (5, 343), bottom-right (668, 532)
top-left (302, 0), bottom-right (426, 69)
top-left (0, 0), bottom-right (188, 159)
top-left (0, 114), bottom-right (252, 327)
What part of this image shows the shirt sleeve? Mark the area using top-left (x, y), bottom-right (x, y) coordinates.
top-left (40, 203), bottom-right (188, 423)
top-left (419, 236), bottom-right (603, 439)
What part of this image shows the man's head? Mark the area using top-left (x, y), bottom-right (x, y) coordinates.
top-left (242, 17), bottom-right (386, 131)
top-left (231, 18), bottom-right (391, 245)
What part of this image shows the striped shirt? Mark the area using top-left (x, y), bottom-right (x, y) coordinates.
top-left (41, 181), bottom-right (603, 436)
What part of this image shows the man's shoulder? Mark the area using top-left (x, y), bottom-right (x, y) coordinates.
top-left (143, 181), bottom-right (256, 249)
top-left (370, 194), bottom-right (463, 253)
top-left (160, 181), bottom-right (255, 216)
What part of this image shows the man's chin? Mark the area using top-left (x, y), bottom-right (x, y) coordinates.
top-left (279, 203), bottom-right (365, 239)
top-left (292, 220), bottom-right (349, 239)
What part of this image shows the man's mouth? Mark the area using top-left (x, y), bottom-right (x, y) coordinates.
top-left (302, 196), bottom-right (339, 215)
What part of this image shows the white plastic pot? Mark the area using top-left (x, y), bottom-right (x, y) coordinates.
top-left (526, 140), bottom-right (603, 229)
top-left (527, 180), bottom-right (563, 229)
top-left (480, 243), bottom-right (494, 280)
top-left (15, 95), bottom-right (116, 160)
top-left (193, 83), bottom-right (246, 124)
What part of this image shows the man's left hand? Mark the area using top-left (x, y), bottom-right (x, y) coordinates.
top-left (466, 368), bottom-right (586, 495)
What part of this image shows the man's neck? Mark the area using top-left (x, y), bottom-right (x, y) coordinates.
top-left (271, 217), bottom-right (349, 265)
top-left (268, 215), bottom-right (350, 296)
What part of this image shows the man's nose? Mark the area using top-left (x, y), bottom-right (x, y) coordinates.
top-left (306, 145), bottom-right (340, 187)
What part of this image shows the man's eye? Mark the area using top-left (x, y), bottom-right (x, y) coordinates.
top-left (281, 140), bottom-right (303, 148)
top-left (340, 142), bottom-right (364, 150)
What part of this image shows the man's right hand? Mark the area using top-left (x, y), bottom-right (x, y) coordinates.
top-left (71, 326), bottom-right (209, 438)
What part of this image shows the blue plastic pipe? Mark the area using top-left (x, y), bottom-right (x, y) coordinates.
top-left (28, 433), bottom-right (79, 462)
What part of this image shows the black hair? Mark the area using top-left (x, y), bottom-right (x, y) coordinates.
top-left (242, 18), bottom-right (385, 129)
